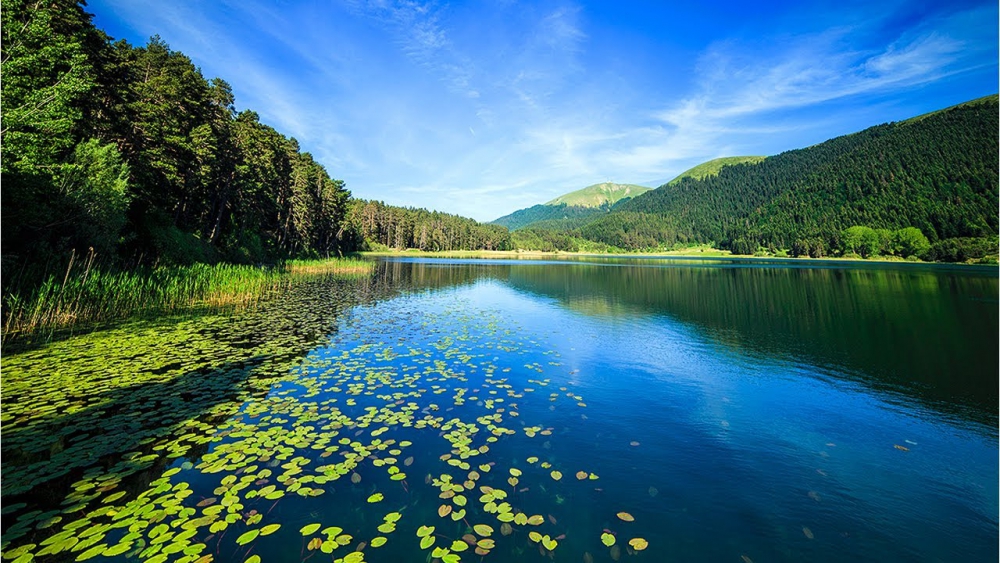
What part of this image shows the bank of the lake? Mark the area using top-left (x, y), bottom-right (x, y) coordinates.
top-left (360, 247), bottom-right (996, 266)
top-left (1, 257), bottom-right (374, 344)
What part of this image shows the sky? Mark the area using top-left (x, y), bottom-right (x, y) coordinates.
top-left (87, 0), bottom-right (998, 222)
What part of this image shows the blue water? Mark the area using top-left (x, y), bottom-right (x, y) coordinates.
top-left (250, 257), bottom-right (998, 562)
top-left (5, 257), bottom-right (995, 563)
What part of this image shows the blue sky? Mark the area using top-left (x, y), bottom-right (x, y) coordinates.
top-left (88, 0), bottom-right (997, 221)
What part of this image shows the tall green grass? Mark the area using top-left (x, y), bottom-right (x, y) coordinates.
top-left (2, 252), bottom-right (374, 339)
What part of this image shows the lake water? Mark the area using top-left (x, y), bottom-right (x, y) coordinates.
top-left (2, 257), bottom-right (997, 563)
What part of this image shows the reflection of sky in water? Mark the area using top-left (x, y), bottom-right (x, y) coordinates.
top-left (444, 279), bottom-right (999, 561)
top-left (3, 260), bottom-right (995, 563)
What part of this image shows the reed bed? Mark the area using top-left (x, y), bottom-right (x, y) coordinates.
top-left (2, 253), bottom-right (374, 339)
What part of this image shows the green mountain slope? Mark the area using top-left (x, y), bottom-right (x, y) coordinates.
top-left (493, 182), bottom-right (650, 231)
top-left (577, 97), bottom-right (998, 258)
top-left (491, 203), bottom-right (607, 231)
top-left (667, 156), bottom-right (766, 185)
top-left (545, 182), bottom-right (651, 207)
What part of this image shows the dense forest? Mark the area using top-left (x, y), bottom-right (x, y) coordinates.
top-left (0, 0), bottom-right (504, 286)
top-left (342, 200), bottom-right (512, 251)
top-left (577, 97), bottom-right (998, 258)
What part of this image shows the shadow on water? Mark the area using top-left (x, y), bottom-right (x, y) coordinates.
top-left (2, 355), bottom-right (272, 531)
top-left (0, 266), bottom-right (499, 548)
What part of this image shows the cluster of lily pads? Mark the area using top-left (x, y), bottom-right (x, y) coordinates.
top-left (2, 279), bottom-right (651, 562)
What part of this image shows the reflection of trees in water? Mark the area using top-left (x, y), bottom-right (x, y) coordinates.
top-left (504, 263), bottom-right (998, 423)
top-left (372, 259), bottom-right (997, 424)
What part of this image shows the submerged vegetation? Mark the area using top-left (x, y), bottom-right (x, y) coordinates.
top-left (1, 273), bottom-right (655, 563)
top-left (1, 254), bottom-right (373, 341)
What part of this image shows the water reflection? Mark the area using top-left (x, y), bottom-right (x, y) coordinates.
top-left (378, 258), bottom-right (999, 426)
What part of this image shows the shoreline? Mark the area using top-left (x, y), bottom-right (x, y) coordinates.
top-left (359, 249), bottom-right (997, 267)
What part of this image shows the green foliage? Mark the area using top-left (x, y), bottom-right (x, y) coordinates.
top-left (59, 139), bottom-right (132, 253)
top-left (511, 229), bottom-right (579, 252)
top-left (344, 200), bottom-right (512, 252)
top-left (924, 237), bottom-right (998, 263)
top-left (892, 227), bottom-right (931, 258)
top-left (2, 2), bottom-right (361, 288)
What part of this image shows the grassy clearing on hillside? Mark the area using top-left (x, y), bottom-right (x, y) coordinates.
top-left (1, 254), bottom-right (374, 339)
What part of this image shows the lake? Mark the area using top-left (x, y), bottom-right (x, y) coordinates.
top-left (2, 256), bottom-right (996, 563)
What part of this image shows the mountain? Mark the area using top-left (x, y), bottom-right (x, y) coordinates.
top-left (667, 156), bottom-right (766, 185)
top-left (545, 182), bottom-right (651, 207)
top-left (573, 96), bottom-right (998, 259)
top-left (492, 182), bottom-right (650, 231)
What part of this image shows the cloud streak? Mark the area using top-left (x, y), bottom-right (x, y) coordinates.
top-left (88, 0), bottom-right (997, 221)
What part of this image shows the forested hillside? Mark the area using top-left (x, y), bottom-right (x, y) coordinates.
top-left (342, 200), bottom-right (512, 251)
top-left (666, 156), bottom-right (766, 184)
top-left (492, 203), bottom-right (606, 231)
top-left (492, 183), bottom-right (649, 233)
top-left (0, 0), bottom-right (503, 283)
top-left (579, 97), bottom-right (998, 257)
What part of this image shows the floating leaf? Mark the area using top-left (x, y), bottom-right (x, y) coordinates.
top-left (236, 530), bottom-right (259, 546)
top-left (628, 538), bottom-right (648, 551)
top-left (301, 523), bottom-right (321, 536)
top-left (367, 493), bottom-right (383, 503)
top-left (246, 556), bottom-right (261, 563)
top-left (601, 532), bottom-right (616, 547)
top-left (550, 471), bottom-right (562, 481)
top-left (370, 537), bottom-right (387, 548)
top-left (617, 512), bottom-right (634, 522)
top-left (260, 524), bottom-right (280, 536)
top-left (473, 524), bottom-right (493, 537)
top-left (576, 471), bottom-right (588, 480)
top-left (526, 515), bottom-right (544, 526)
top-left (451, 540), bottom-right (469, 552)
top-left (438, 505), bottom-right (452, 517)
top-left (420, 535), bottom-right (435, 550)
top-left (416, 525), bottom-right (435, 538)
top-left (477, 539), bottom-right (495, 550)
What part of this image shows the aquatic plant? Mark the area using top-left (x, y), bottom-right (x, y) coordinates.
top-left (1, 254), bottom-right (374, 341)
top-left (1, 287), bottom-right (652, 563)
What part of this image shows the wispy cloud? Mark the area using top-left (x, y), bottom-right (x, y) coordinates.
top-left (89, 0), bottom-right (996, 221)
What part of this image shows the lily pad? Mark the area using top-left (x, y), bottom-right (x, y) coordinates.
top-left (628, 538), bottom-right (649, 551)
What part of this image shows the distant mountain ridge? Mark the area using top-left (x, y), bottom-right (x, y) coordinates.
top-left (574, 95), bottom-right (998, 256)
top-left (544, 182), bottom-right (651, 207)
top-left (492, 182), bottom-right (650, 231)
top-left (667, 156), bottom-right (766, 185)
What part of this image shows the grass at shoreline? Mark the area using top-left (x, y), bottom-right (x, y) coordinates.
top-left (2, 256), bottom-right (374, 340)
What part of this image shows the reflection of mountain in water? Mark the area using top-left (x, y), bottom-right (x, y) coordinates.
top-left (377, 258), bottom-right (999, 426)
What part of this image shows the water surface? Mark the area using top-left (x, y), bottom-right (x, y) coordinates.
top-left (2, 257), bottom-right (995, 563)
